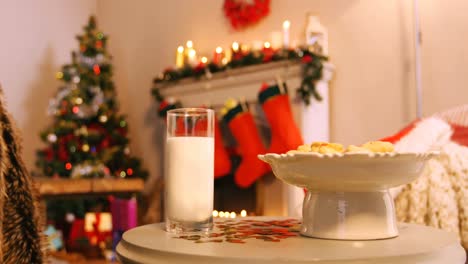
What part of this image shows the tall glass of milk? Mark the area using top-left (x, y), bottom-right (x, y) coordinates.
top-left (165, 108), bottom-right (214, 233)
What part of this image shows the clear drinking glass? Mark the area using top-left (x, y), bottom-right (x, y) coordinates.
top-left (165, 108), bottom-right (214, 233)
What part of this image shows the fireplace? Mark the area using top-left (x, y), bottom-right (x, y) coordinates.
top-left (158, 61), bottom-right (333, 217)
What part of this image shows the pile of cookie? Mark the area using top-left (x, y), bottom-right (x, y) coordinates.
top-left (289, 141), bottom-right (395, 154)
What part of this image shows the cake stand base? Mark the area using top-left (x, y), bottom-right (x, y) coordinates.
top-left (301, 190), bottom-right (398, 240)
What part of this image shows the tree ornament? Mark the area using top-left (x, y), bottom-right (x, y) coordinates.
top-left (93, 64), bottom-right (101, 75)
top-left (47, 133), bottom-right (58, 143)
top-left (74, 97), bottom-right (83, 105)
top-left (99, 115), bottom-right (108, 123)
top-left (124, 147), bottom-right (130, 155)
top-left (66, 213), bottom-right (76, 223)
top-left (82, 144), bottom-right (90, 152)
top-left (55, 71), bottom-right (64, 79)
top-left (72, 75), bottom-right (80, 83)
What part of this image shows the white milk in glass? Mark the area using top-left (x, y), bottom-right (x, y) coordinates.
top-left (166, 136), bottom-right (214, 222)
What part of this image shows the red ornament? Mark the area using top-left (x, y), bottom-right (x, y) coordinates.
top-left (223, 0), bottom-right (270, 31)
top-left (301, 55), bottom-right (313, 64)
top-left (58, 144), bottom-right (69, 161)
top-left (100, 137), bottom-right (111, 148)
top-left (95, 40), bottom-right (103, 49)
top-left (72, 106), bottom-right (79, 114)
top-left (93, 64), bottom-right (101, 75)
top-left (44, 148), bottom-right (54, 161)
top-left (65, 163), bottom-right (72, 170)
top-left (126, 168), bottom-right (133, 176)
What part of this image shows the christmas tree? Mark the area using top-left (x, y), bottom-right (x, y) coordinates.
top-left (36, 16), bottom-right (147, 180)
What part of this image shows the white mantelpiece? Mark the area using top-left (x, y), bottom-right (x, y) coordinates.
top-left (159, 60), bottom-right (334, 217)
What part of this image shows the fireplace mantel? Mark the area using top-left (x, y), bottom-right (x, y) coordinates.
top-left (159, 61), bottom-right (334, 217)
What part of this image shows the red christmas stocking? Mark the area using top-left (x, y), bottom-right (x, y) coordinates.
top-left (223, 101), bottom-right (270, 188)
top-left (214, 117), bottom-right (232, 178)
top-left (259, 83), bottom-right (304, 153)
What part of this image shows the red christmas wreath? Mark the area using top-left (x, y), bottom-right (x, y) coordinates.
top-left (223, 0), bottom-right (270, 30)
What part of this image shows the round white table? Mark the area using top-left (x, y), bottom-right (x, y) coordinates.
top-left (117, 217), bottom-right (466, 264)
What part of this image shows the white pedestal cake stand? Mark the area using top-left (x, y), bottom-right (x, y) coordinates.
top-left (116, 217), bottom-right (465, 264)
top-left (258, 151), bottom-right (436, 240)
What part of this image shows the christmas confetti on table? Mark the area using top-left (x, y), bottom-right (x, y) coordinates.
top-left (174, 218), bottom-right (301, 244)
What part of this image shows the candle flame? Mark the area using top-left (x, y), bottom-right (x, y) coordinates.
top-left (222, 58), bottom-right (228, 65)
top-left (219, 211), bottom-right (225, 218)
top-left (215, 46), bottom-right (223, 54)
top-left (241, 210), bottom-right (247, 217)
top-left (186, 40), bottom-right (193, 48)
top-left (283, 20), bottom-right (291, 29)
top-left (201, 57), bottom-right (208, 63)
top-left (264, 42), bottom-right (271, 49)
top-left (232, 42), bottom-right (239, 51)
top-left (177, 46), bottom-right (184, 53)
top-left (230, 212), bottom-right (236, 218)
top-left (212, 210), bottom-right (219, 217)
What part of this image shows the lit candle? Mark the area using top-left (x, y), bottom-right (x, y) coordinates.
top-left (213, 46), bottom-right (224, 65)
top-left (232, 42), bottom-right (243, 60)
top-left (263, 42), bottom-right (274, 62)
top-left (185, 40), bottom-right (197, 65)
top-left (187, 49), bottom-right (197, 65)
top-left (240, 210), bottom-right (247, 217)
top-left (232, 42), bottom-right (240, 53)
top-left (212, 210), bottom-right (219, 217)
top-left (176, 46), bottom-right (184, 68)
top-left (201, 56), bottom-right (208, 64)
top-left (282, 20), bottom-right (291, 49)
top-left (219, 211), bottom-right (225, 218)
top-left (230, 212), bottom-right (236, 218)
top-left (224, 49), bottom-right (232, 64)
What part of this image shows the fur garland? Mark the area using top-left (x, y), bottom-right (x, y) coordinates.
top-left (0, 86), bottom-right (45, 263)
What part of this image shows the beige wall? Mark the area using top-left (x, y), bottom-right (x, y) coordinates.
top-left (0, 0), bottom-right (466, 182)
top-left (0, 0), bottom-right (97, 172)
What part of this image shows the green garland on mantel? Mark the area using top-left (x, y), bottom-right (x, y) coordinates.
top-left (152, 48), bottom-right (327, 105)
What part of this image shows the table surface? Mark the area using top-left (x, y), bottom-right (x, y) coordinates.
top-left (117, 217), bottom-right (466, 264)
